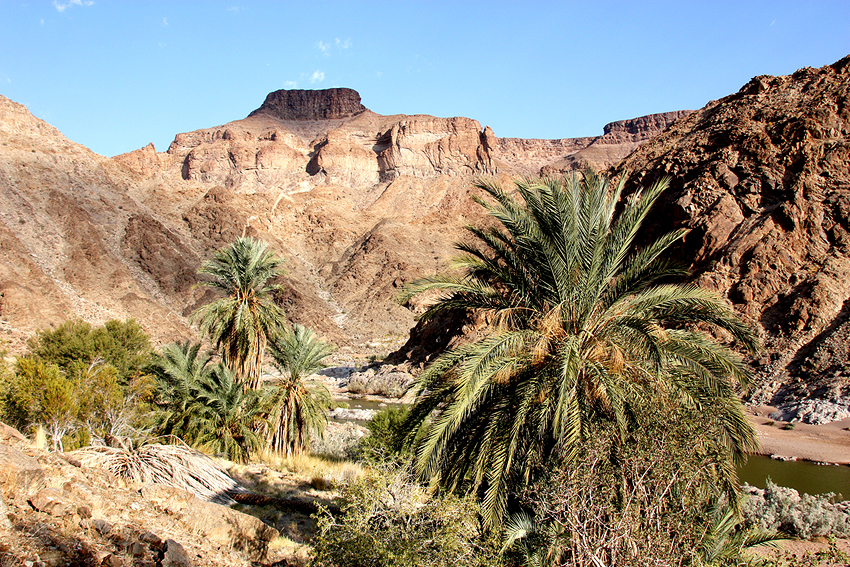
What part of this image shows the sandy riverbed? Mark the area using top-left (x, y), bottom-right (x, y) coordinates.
top-left (749, 405), bottom-right (850, 465)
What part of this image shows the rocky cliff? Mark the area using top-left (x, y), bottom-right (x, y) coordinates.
top-left (0, 86), bottom-right (679, 351)
top-left (612, 56), bottom-right (850, 420)
top-left (249, 87), bottom-right (367, 121)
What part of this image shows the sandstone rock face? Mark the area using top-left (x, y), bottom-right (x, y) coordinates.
top-left (0, 87), bottom-right (683, 353)
top-left (612, 56), bottom-right (850, 417)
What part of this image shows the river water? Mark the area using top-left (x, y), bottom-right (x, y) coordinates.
top-left (738, 454), bottom-right (850, 497)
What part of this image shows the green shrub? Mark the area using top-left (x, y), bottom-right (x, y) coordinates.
top-left (359, 407), bottom-right (424, 462)
top-left (27, 319), bottom-right (153, 384)
top-left (312, 464), bottom-right (505, 567)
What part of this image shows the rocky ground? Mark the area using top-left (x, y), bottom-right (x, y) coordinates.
top-left (0, 422), bottom-right (346, 567)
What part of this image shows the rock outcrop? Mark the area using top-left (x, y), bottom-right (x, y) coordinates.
top-left (0, 86), bottom-right (687, 353)
top-left (612, 56), bottom-right (850, 418)
top-left (0, 428), bottom-right (279, 566)
top-left (249, 87), bottom-right (367, 121)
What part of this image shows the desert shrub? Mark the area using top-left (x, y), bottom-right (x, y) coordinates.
top-left (506, 411), bottom-right (751, 567)
top-left (347, 368), bottom-right (412, 398)
top-left (312, 464), bottom-right (505, 567)
top-left (310, 420), bottom-right (367, 460)
top-left (358, 406), bottom-right (424, 462)
top-left (4, 358), bottom-right (78, 450)
top-left (741, 482), bottom-right (850, 539)
top-left (0, 356), bottom-right (152, 450)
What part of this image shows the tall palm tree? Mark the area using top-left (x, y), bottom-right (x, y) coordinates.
top-left (265, 324), bottom-right (334, 456)
top-left (399, 171), bottom-right (760, 528)
top-left (192, 236), bottom-right (286, 389)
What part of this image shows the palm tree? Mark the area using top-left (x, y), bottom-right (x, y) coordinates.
top-left (265, 324), bottom-right (334, 456)
top-left (148, 341), bottom-right (213, 438)
top-left (192, 236), bottom-right (286, 389)
top-left (399, 171), bottom-right (760, 528)
top-left (185, 363), bottom-right (267, 463)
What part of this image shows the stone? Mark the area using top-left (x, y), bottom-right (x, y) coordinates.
top-left (162, 539), bottom-right (192, 567)
top-left (29, 488), bottom-right (77, 517)
top-left (0, 443), bottom-right (45, 501)
top-left (139, 530), bottom-right (164, 550)
top-left (90, 518), bottom-right (113, 535)
top-left (141, 483), bottom-right (278, 561)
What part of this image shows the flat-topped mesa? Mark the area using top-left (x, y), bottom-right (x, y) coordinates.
top-left (248, 88), bottom-right (367, 121)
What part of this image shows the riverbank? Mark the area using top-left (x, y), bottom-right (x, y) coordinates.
top-left (749, 405), bottom-right (850, 465)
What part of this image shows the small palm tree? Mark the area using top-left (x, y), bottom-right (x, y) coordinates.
top-left (265, 324), bottom-right (334, 456)
top-left (399, 172), bottom-right (760, 527)
top-left (192, 236), bottom-right (286, 389)
top-left (185, 364), bottom-right (267, 463)
top-left (149, 342), bottom-right (266, 462)
top-left (148, 342), bottom-right (212, 437)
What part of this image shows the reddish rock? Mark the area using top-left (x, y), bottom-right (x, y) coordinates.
top-left (612, 55), bottom-right (850, 409)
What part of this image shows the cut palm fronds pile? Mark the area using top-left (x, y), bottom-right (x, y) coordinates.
top-left (73, 440), bottom-right (247, 505)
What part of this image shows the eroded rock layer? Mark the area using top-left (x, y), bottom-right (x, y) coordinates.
top-left (0, 86), bottom-right (682, 351)
top-left (612, 56), bottom-right (850, 416)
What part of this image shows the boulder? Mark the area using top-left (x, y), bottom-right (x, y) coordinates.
top-left (141, 483), bottom-right (278, 562)
top-left (0, 443), bottom-right (45, 501)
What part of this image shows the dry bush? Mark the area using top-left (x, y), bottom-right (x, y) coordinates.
top-left (73, 439), bottom-right (245, 504)
top-left (312, 464), bottom-right (503, 567)
top-left (742, 482), bottom-right (850, 539)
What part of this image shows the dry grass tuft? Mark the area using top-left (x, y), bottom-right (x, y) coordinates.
top-left (254, 449), bottom-right (365, 486)
top-left (73, 439), bottom-right (246, 504)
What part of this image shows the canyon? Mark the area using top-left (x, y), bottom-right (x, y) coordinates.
top-left (1, 55), bottom-right (849, 414)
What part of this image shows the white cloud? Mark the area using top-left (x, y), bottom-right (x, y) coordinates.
top-left (53, 0), bottom-right (94, 13)
top-left (284, 80), bottom-right (298, 89)
top-left (335, 38), bottom-right (351, 49)
top-left (310, 70), bottom-right (325, 83)
top-left (227, 6), bottom-right (242, 12)
top-left (162, 17), bottom-right (168, 26)
top-left (375, 71), bottom-right (383, 78)
top-left (318, 40), bottom-right (330, 53)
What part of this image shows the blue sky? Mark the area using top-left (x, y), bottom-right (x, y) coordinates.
top-left (1, 1), bottom-right (848, 157)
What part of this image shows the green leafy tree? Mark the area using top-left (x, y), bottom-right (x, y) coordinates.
top-left (9, 358), bottom-right (79, 451)
top-left (192, 236), bottom-right (286, 389)
top-left (76, 358), bottom-right (153, 442)
top-left (399, 172), bottom-right (760, 527)
top-left (26, 319), bottom-right (153, 384)
top-left (265, 324), bottom-right (333, 456)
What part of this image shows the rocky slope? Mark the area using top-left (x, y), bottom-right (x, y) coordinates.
top-left (611, 55), bottom-right (850, 421)
top-left (0, 425), bottom-right (281, 566)
top-left (0, 87), bottom-right (680, 351)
